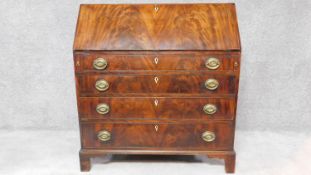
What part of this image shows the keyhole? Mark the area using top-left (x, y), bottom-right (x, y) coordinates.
top-left (76, 61), bottom-right (80, 66)
top-left (155, 125), bottom-right (159, 132)
top-left (154, 57), bottom-right (159, 64)
top-left (154, 99), bottom-right (158, 106)
top-left (154, 5), bottom-right (159, 12)
top-left (154, 77), bottom-right (159, 84)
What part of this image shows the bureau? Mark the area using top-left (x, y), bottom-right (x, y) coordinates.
top-left (73, 3), bottom-right (241, 173)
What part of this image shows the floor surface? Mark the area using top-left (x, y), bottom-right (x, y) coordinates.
top-left (0, 130), bottom-right (310, 175)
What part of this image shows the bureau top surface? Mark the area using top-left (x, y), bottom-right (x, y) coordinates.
top-left (73, 4), bottom-right (241, 51)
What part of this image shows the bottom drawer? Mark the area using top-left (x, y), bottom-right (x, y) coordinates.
top-left (81, 122), bottom-right (234, 150)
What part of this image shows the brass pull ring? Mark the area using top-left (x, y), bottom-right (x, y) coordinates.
top-left (205, 79), bottom-right (219, 90)
top-left (93, 58), bottom-right (108, 70)
top-left (95, 79), bottom-right (109, 91)
top-left (202, 131), bottom-right (216, 142)
top-left (205, 57), bottom-right (220, 70)
top-left (96, 103), bottom-right (110, 115)
top-left (203, 104), bottom-right (217, 115)
top-left (97, 130), bottom-right (111, 142)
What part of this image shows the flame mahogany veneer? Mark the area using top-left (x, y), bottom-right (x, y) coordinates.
top-left (73, 3), bottom-right (241, 173)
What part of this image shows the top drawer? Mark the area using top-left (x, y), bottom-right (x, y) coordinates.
top-left (74, 52), bottom-right (239, 72)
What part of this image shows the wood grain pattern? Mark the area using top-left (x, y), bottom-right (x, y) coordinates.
top-left (225, 153), bottom-right (236, 173)
top-left (74, 52), bottom-right (239, 72)
top-left (79, 151), bottom-right (91, 172)
top-left (73, 4), bottom-right (240, 51)
top-left (74, 3), bottom-right (241, 173)
top-left (81, 122), bottom-right (234, 150)
top-left (78, 97), bottom-right (236, 120)
top-left (77, 73), bottom-right (236, 95)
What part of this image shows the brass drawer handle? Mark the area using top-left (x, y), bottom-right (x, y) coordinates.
top-left (93, 58), bottom-right (108, 70)
top-left (95, 79), bottom-right (109, 91)
top-left (205, 79), bottom-right (219, 90)
top-left (96, 103), bottom-right (110, 115)
top-left (203, 104), bottom-right (217, 115)
top-left (205, 57), bottom-right (220, 70)
top-left (97, 130), bottom-right (111, 142)
top-left (202, 131), bottom-right (216, 142)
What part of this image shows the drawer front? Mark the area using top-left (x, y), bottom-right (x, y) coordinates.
top-left (77, 74), bottom-right (236, 95)
top-left (75, 53), bottom-right (238, 72)
top-left (81, 122), bottom-right (234, 150)
top-left (78, 97), bottom-right (236, 120)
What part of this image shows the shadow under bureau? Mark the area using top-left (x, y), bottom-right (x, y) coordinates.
top-left (73, 3), bottom-right (241, 173)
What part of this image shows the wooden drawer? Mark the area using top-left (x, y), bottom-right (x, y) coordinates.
top-left (78, 97), bottom-right (236, 120)
top-left (77, 74), bottom-right (236, 96)
top-left (81, 122), bottom-right (234, 150)
top-left (74, 53), bottom-right (238, 72)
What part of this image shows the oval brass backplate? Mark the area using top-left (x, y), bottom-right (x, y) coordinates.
top-left (203, 104), bottom-right (217, 115)
top-left (205, 57), bottom-right (220, 70)
top-left (93, 58), bottom-right (108, 70)
top-left (202, 131), bottom-right (216, 142)
top-left (95, 79), bottom-right (109, 91)
top-left (205, 79), bottom-right (219, 90)
top-left (97, 130), bottom-right (111, 142)
top-left (96, 103), bottom-right (110, 115)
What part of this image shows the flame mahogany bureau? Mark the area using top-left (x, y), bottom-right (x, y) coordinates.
top-left (73, 3), bottom-right (241, 173)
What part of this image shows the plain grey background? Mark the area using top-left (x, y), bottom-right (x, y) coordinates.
top-left (1, 1), bottom-right (311, 175)
top-left (0, 0), bottom-right (311, 132)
